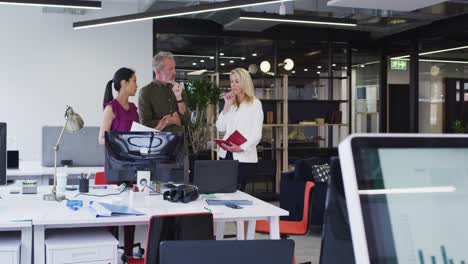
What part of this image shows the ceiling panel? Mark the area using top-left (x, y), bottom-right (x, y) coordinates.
top-left (327, 0), bottom-right (448, 11)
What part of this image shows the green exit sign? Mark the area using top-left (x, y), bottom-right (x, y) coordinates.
top-left (391, 60), bottom-right (407, 70)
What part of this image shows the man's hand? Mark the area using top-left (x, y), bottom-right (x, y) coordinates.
top-left (155, 115), bottom-right (171, 131)
top-left (155, 112), bottom-right (181, 131)
top-left (166, 112), bottom-right (181, 127)
top-left (170, 81), bottom-right (183, 101)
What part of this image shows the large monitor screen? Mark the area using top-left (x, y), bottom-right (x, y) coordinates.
top-left (348, 136), bottom-right (468, 264)
top-left (105, 131), bottom-right (185, 183)
top-left (0, 123), bottom-right (5, 185)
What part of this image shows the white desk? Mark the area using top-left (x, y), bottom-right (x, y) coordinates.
top-left (0, 186), bottom-right (288, 264)
top-left (0, 221), bottom-right (32, 264)
top-left (6, 161), bottom-right (103, 184)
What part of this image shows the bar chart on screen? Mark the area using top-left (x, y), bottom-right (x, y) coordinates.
top-left (418, 245), bottom-right (467, 264)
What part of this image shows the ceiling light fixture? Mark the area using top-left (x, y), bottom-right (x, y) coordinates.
top-left (279, 58), bottom-right (294, 71)
top-left (252, 53), bottom-right (258, 57)
top-left (74, 0), bottom-right (293, 29)
top-left (419, 45), bottom-right (468, 56)
top-left (173, 54), bottom-right (244, 60)
top-left (230, 60), bottom-right (235, 63)
top-left (239, 12), bottom-right (357, 27)
top-left (260, 61), bottom-right (271, 73)
top-left (219, 53), bottom-right (225, 56)
top-left (391, 58), bottom-right (468, 64)
top-left (187, 69), bottom-right (208, 75)
top-left (0, 0), bottom-right (101, 9)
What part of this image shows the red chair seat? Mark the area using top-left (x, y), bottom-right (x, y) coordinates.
top-left (127, 258), bottom-right (144, 264)
top-left (256, 181), bottom-right (315, 235)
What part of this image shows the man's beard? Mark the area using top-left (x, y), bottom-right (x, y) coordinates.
top-left (159, 72), bottom-right (174, 82)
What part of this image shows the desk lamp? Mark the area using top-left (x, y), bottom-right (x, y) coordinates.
top-left (43, 106), bottom-right (84, 202)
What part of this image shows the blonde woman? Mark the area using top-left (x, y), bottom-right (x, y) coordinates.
top-left (216, 68), bottom-right (264, 191)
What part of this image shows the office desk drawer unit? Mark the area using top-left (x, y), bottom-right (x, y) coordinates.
top-left (45, 228), bottom-right (118, 264)
top-left (0, 233), bottom-right (21, 264)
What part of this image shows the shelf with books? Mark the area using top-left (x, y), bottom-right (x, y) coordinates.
top-left (211, 73), bottom-right (350, 193)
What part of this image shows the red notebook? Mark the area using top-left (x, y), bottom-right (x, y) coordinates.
top-left (215, 130), bottom-right (247, 150)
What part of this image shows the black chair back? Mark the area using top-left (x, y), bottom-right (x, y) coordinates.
top-left (145, 213), bottom-right (214, 264)
top-left (159, 240), bottom-right (295, 264)
top-left (319, 157), bottom-right (355, 264)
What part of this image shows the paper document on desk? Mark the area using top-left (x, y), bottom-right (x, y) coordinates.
top-left (89, 202), bottom-right (145, 217)
top-left (131, 122), bottom-right (160, 132)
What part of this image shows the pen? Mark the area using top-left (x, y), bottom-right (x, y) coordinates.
top-left (203, 207), bottom-right (212, 213)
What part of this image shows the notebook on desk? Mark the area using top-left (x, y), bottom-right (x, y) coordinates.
top-left (88, 202), bottom-right (144, 217)
top-left (339, 134), bottom-right (468, 264)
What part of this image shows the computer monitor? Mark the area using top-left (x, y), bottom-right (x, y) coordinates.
top-left (339, 134), bottom-right (468, 264)
top-left (0, 123), bottom-right (6, 185)
top-left (104, 131), bottom-right (185, 183)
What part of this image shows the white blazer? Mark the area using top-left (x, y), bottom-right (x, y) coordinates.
top-left (216, 98), bottom-right (264, 163)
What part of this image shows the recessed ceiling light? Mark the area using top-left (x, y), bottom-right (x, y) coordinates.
top-left (230, 60), bottom-right (234, 63)
top-left (360, 65), bottom-right (365, 68)
top-left (292, 70), bottom-right (296, 73)
top-left (220, 53), bottom-right (225, 56)
top-left (74, 0), bottom-right (294, 29)
top-left (192, 62), bottom-right (197, 66)
top-left (241, 57), bottom-right (246, 60)
top-left (252, 53), bottom-right (258, 57)
top-left (317, 65), bottom-right (322, 69)
top-left (209, 56), bottom-right (214, 60)
top-left (332, 64), bottom-right (336, 67)
top-left (317, 71), bottom-right (321, 74)
top-left (220, 63), bottom-right (225, 66)
top-left (304, 68), bottom-right (309, 72)
top-left (200, 59), bottom-right (205, 63)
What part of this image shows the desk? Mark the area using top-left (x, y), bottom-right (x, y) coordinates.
top-left (0, 186), bottom-right (288, 264)
top-left (0, 222), bottom-right (32, 264)
top-left (6, 161), bottom-right (103, 184)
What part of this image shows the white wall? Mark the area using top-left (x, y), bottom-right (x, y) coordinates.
top-left (0, 3), bottom-right (153, 161)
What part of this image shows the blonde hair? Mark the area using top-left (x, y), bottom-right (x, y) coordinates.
top-left (230, 68), bottom-right (255, 107)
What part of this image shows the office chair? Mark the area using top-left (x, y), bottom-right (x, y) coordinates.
top-left (319, 157), bottom-right (355, 264)
top-left (158, 239), bottom-right (295, 264)
top-left (127, 212), bottom-right (214, 264)
top-left (256, 181), bottom-right (315, 235)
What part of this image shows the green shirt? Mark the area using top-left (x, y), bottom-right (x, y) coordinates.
top-left (138, 80), bottom-right (190, 133)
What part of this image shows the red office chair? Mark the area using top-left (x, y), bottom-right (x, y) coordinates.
top-left (127, 212), bottom-right (214, 264)
top-left (256, 181), bottom-right (315, 235)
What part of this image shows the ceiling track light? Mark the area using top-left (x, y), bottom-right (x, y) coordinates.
top-left (74, 0), bottom-right (293, 29)
top-left (238, 11), bottom-right (357, 27)
top-left (0, 0), bottom-right (101, 9)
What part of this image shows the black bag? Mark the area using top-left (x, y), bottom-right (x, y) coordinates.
top-left (163, 185), bottom-right (199, 203)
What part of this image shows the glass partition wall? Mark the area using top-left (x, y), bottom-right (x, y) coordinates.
top-left (351, 50), bottom-right (380, 133)
top-left (154, 33), bottom-right (352, 194)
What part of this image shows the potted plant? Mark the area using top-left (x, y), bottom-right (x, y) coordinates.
top-left (185, 79), bottom-right (221, 155)
top-left (452, 120), bottom-right (468, 133)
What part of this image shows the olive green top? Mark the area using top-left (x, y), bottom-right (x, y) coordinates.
top-left (138, 80), bottom-right (190, 133)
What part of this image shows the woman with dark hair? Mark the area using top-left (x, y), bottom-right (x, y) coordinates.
top-left (98, 67), bottom-right (139, 261)
top-left (99, 67), bottom-right (139, 144)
